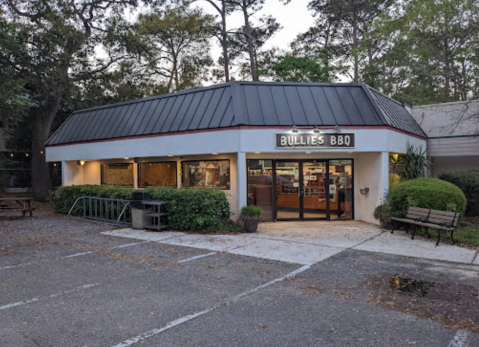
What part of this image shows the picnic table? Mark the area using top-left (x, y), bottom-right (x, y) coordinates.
top-left (0, 197), bottom-right (35, 217)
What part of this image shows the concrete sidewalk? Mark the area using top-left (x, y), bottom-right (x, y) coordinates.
top-left (103, 221), bottom-right (479, 266)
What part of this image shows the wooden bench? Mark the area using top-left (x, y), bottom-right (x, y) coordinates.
top-left (390, 206), bottom-right (459, 246)
top-left (0, 197), bottom-right (35, 217)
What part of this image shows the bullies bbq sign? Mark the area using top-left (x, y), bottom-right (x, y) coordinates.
top-left (275, 133), bottom-right (355, 149)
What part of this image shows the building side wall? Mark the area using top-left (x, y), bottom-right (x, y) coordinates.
top-left (427, 137), bottom-right (479, 157)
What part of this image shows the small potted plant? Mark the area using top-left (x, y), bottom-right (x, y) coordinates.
top-left (239, 205), bottom-right (263, 233)
top-left (373, 203), bottom-right (392, 228)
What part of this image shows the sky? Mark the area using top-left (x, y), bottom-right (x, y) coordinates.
top-left (194, 0), bottom-right (316, 74)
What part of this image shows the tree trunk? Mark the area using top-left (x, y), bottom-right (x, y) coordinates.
top-left (241, 0), bottom-right (257, 81)
top-left (31, 109), bottom-right (56, 201)
top-left (221, 1), bottom-right (230, 82)
top-left (352, 16), bottom-right (359, 83)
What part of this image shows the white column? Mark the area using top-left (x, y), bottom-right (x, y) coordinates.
top-left (236, 152), bottom-right (247, 211)
top-left (133, 162), bottom-right (139, 189)
top-left (379, 151), bottom-right (390, 203)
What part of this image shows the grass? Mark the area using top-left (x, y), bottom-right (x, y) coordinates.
top-left (411, 217), bottom-right (479, 248)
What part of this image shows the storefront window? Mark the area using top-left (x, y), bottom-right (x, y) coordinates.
top-left (101, 163), bottom-right (133, 186)
top-left (139, 162), bottom-right (177, 188)
top-left (182, 160), bottom-right (230, 189)
top-left (247, 160), bottom-right (273, 221)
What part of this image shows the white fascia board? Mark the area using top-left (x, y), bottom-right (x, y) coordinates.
top-left (387, 130), bottom-right (427, 154)
top-left (46, 129), bottom-right (241, 162)
top-left (46, 127), bottom-right (427, 162)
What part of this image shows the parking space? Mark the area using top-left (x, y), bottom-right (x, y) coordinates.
top-left (1, 215), bottom-right (478, 346)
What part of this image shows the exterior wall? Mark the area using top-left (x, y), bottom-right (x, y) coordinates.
top-left (355, 152), bottom-right (388, 224)
top-left (47, 127), bottom-right (426, 225)
top-left (411, 101), bottom-right (479, 176)
top-left (430, 156), bottom-right (479, 177)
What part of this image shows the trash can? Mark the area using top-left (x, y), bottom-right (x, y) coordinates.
top-left (131, 192), bottom-right (153, 229)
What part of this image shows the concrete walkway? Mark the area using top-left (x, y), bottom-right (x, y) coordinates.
top-left (103, 221), bottom-right (479, 266)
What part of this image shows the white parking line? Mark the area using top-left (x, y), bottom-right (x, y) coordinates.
top-left (1, 241), bottom-right (150, 269)
top-left (448, 330), bottom-right (468, 347)
top-left (178, 252), bottom-right (216, 263)
top-left (0, 283), bottom-right (99, 311)
top-left (111, 264), bottom-right (311, 347)
top-left (111, 241), bottom-right (149, 249)
top-left (65, 251), bottom-right (93, 258)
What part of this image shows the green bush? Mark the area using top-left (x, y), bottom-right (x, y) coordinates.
top-left (145, 187), bottom-right (231, 231)
top-left (50, 185), bottom-right (232, 232)
top-left (50, 185), bottom-right (134, 214)
top-left (389, 178), bottom-right (467, 214)
top-left (438, 169), bottom-right (479, 216)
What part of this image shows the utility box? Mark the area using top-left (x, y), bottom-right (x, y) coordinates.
top-left (130, 192), bottom-right (153, 229)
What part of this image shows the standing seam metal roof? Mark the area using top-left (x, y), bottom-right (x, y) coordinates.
top-left (45, 81), bottom-right (426, 146)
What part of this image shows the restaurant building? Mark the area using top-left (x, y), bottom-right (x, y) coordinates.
top-left (45, 82), bottom-right (427, 224)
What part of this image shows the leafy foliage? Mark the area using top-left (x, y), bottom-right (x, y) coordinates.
top-left (50, 185), bottom-right (232, 232)
top-left (145, 187), bottom-right (231, 231)
top-left (438, 169), bottom-right (479, 216)
top-left (258, 55), bottom-right (336, 82)
top-left (135, 5), bottom-right (214, 92)
top-left (389, 178), bottom-right (467, 215)
top-left (390, 144), bottom-right (430, 181)
top-left (240, 205), bottom-right (263, 217)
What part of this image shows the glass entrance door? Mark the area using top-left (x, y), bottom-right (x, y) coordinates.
top-left (275, 161), bottom-right (300, 220)
top-left (302, 161), bottom-right (329, 219)
top-left (275, 160), bottom-right (330, 220)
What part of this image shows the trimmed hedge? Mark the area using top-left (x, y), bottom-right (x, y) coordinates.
top-left (50, 185), bottom-right (232, 231)
top-left (144, 187), bottom-right (231, 231)
top-left (438, 169), bottom-right (479, 216)
top-left (389, 178), bottom-right (467, 214)
top-left (50, 185), bottom-right (134, 214)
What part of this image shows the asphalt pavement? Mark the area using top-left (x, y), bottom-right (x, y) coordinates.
top-left (1, 221), bottom-right (478, 347)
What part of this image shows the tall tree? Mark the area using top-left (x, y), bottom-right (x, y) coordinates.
top-left (2, 0), bottom-right (144, 200)
top-left (227, 14), bottom-right (281, 80)
top-left (376, 0), bottom-right (479, 103)
top-left (308, 0), bottom-right (394, 83)
top-left (136, 5), bottom-right (214, 92)
top-left (201, 0), bottom-right (234, 82)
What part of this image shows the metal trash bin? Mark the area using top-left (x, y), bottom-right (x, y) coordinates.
top-left (131, 192), bottom-right (153, 229)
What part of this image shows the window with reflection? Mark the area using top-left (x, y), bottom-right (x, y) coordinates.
top-left (139, 162), bottom-right (177, 188)
top-left (182, 160), bottom-right (230, 189)
top-left (247, 160), bottom-right (273, 222)
top-left (101, 163), bottom-right (133, 186)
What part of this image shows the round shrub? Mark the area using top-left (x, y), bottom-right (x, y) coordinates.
top-left (389, 178), bottom-right (467, 214)
top-left (438, 169), bottom-right (479, 216)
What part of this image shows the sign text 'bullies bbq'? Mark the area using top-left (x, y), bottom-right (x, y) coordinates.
top-left (275, 133), bottom-right (355, 149)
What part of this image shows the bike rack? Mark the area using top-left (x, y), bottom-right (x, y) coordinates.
top-left (68, 196), bottom-right (132, 227)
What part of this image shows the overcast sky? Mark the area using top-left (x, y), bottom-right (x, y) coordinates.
top-left (195, 0), bottom-right (316, 71)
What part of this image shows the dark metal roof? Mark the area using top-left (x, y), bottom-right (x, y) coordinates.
top-left (46, 82), bottom-right (426, 146)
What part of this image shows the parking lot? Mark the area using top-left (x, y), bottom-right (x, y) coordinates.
top-left (1, 211), bottom-right (479, 347)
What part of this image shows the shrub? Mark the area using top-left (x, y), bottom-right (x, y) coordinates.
top-left (438, 169), bottom-right (479, 216)
top-left (50, 185), bottom-right (134, 214)
top-left (389, 173), bottom-right (401, 191)
top-left (389, 178), bottom-right (467, 215)
top-left (145, 187), bottom-right (231, 231)
top-left (51, 185), bottom-right (232, 232)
